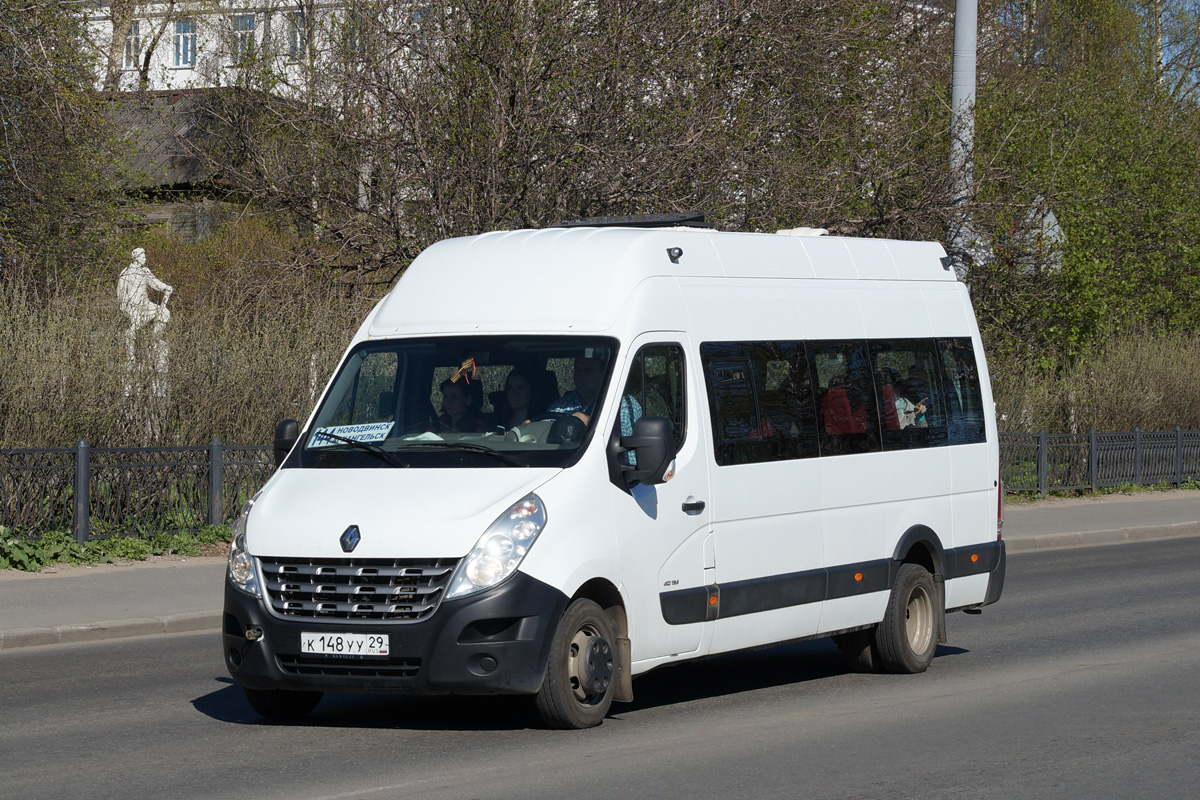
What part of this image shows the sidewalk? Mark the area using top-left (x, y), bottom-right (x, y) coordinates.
top-left (0, 556), bottom-right (227, 650)
top-left (2, 490), bottom-right (1198, 651)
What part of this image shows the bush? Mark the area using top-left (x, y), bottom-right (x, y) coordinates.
top-left (0, 525), bottom-right (231, 572)
top-left (0, 223), bottom-right (372, 448)
top-left (990, 330), bottom-right (1200, 433)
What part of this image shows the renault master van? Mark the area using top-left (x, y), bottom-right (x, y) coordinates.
top-left (223, 215), bottom-right (1005, 729)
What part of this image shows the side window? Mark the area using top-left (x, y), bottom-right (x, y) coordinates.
top-left (809, 341), bottom-right (881, 456)
top-left (330, 350), bottom-right (400, 425)
top-left (618, 344), bottom-right (686, 445)
top-left (869, 340), bottom-right (948, 450)
top-left (700, 341), bottom-right (818, 466)
top-left (939, 338), bottom-right (987, 444)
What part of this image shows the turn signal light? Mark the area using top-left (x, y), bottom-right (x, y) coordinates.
top-left (854, 572), bottom-right (863, 582)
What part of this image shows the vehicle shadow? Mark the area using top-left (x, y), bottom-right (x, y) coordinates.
top-left (192, 680), bottom-right (544, 730)
top-left (616, 639), bottom-right (968, 715)
top-left (192, 640), bottom-right (970, 731)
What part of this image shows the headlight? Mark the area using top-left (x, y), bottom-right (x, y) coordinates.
top-left (447, 494), bottom-right (546, 599)
top-left (227, 496), bottom-right (261, 597)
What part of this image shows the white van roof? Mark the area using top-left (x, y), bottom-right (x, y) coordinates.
top-left (368, 227), bottom-right (954, 337)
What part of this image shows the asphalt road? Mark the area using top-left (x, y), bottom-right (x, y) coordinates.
top-left (3, 539), bottom-right (1198, 800)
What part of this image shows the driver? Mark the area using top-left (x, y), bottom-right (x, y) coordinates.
top-left (544, 355), bottom-right (641, 437)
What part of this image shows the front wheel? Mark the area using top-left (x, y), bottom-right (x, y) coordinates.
top-left (874, 563), bottom-right (938, 674)
top-left (832, 628), bottom-right (879, 673)
top-left (535, 598), bottom-right (616, 729)
top-left (244, 687), bottom-right (323, 721)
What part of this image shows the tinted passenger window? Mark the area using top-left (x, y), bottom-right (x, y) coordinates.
top-left (870, 340), bottom-right (948, 450)
top-left (939, 338), bottom-right (987, 444)
top-left (808, 341), bottom-right (880, 456)
top-left (700, 342), bottom-right (818, 466)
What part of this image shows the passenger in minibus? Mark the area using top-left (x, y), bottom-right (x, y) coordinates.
top-left (438, 378), bottom-right (487, 433)
top-left (900, 365), bottom-right (931, 428)
top-left (490, 369), bottom-right (536, 429)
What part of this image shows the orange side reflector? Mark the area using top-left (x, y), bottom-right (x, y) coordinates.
top-left (709, 596), bottom-right (718, 605)
top-left (971, 553), bottom-right (979, 563)
top-left (854, 572), bottom-right (863, 582)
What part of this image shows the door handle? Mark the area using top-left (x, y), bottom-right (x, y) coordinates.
top-left (681, 500), bottom-right (706, 513)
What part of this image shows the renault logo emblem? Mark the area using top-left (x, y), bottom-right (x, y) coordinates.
top-left (340, 525), bottom-right (361, 553)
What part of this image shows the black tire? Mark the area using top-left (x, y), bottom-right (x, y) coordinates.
top-left (535, 598), bottom-right (616, 729)
top-left (244, 687), bottom-right (323, 721)
top-left (874, 563), bottom-right (938, 674)
top-left (832, 628), bottom-right (879, 673)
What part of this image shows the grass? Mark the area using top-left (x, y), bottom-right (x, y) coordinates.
top-left (1004, 480), bottom-right (1200, 504)
top-left (0, 525), bottom-right (230, 572)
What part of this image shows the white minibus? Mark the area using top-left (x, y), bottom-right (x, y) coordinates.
top-left (223, 215), bottom-right (1005, 729)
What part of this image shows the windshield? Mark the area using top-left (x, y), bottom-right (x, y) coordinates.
top-left (296, 335), bottom-right (620, 469)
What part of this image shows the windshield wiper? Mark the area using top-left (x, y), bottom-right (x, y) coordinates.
top-left (395, 442), bottom-right (526, 467)
top-left (309, 431), bottom-right (408, 468)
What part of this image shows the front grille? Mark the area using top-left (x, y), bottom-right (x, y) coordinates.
top-left (278, 654), bottom-right (421, 678)
top-left (259, 557), bottom-right (458, 622)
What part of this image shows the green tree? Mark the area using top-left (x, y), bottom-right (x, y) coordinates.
top-left (968, 0), bottom-right (1200, 361)
top-left (0, 0), bottom-right (127, 286)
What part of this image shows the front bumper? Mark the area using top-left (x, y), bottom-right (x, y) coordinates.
top-left (223, 571), bottom-right (569, 696)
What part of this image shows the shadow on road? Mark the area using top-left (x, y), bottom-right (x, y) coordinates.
top-left (192, 639), bottom-right (970, 731)
top-left (192, 682), bottom-right (543, 731)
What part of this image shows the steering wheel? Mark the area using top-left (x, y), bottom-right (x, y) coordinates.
top-left (546, 413), bottom-right (587, 445)
top-left (403, 418), bottom-right (451, 434)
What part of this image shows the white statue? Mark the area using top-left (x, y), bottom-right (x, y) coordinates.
top-left (117, 247), bottom-right (173, 389)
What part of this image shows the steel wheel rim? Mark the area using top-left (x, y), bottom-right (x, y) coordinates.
top-left (905, 584), bottom-right (933, 654)
top-left (566, 623), bottom-right (611, 706)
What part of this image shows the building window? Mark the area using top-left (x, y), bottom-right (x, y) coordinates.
top-left (174, 19), bottom-right (197, 68)
top-left (289, 10), bottom-right (307, 60)
top-left (230, 15), bottom-right (255, 62)
top-left (123, 21), bottom-right (141, 70)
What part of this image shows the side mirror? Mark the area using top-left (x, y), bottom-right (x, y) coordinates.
top-left (609, 416), bottom-right (677, 490)
top-left (274, 419), bottom-right (299, 467)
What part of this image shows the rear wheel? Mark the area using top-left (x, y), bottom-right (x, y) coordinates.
top-left (535, 598), bottom-right (616, 729)
top-left (244, 687), bottom-right (323, 721)
top-left (874, 563), bottom-right (938, 674)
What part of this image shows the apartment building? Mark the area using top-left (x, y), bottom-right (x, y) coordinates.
top-left (88, 2), bottom-right (366, 92)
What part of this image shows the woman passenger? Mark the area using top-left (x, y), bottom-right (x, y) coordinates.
top-left (494, 369), bottom-right (536, 429)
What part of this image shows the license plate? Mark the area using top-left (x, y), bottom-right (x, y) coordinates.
top-left (300, 632), bottom-right (389, 656)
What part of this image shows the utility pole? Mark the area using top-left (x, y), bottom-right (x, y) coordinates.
top-left (947, 0), bottom-right (986, 279)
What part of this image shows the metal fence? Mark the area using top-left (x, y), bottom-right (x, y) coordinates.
top-left (0, 440), bottom-right (272, 543)
top-left (999, 428), bottom-right (1200, 495)
top-left (3, 429), bottom-right (1196, 541)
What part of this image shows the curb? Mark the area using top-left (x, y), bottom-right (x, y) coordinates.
top-left (1004, 521), bottom-right (1200, 552)
top-left (0, 611), bottom-right (220, 651)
